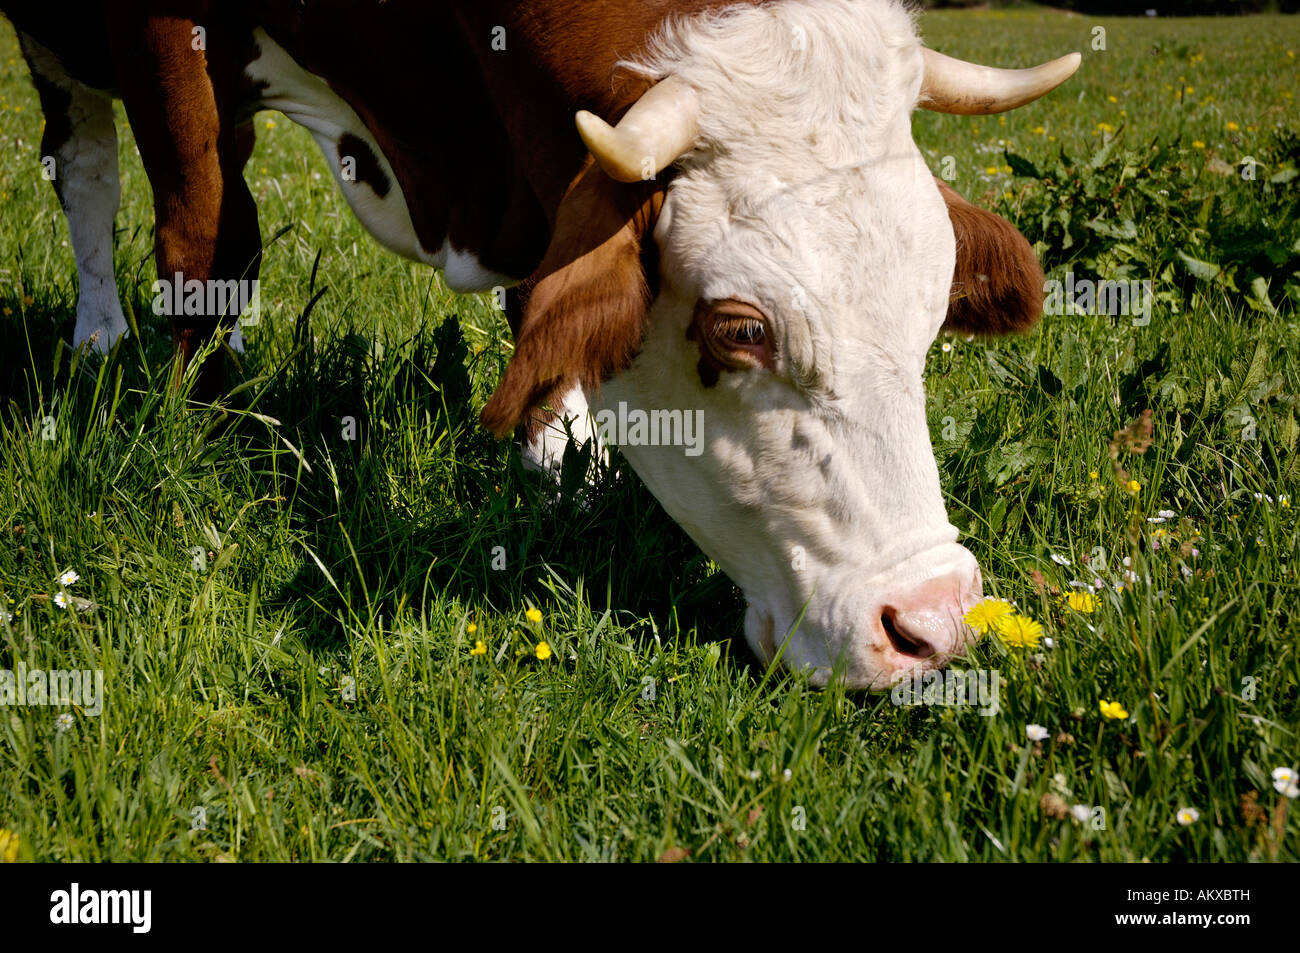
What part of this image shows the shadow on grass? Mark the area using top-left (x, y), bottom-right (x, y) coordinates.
top-left (1, 291), bottom-right (751, 666)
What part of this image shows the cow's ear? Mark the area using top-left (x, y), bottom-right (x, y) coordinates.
top-left (937, 178), bottom-right (1044, 335)
top-left (481, 161), bottom-right (661, 437)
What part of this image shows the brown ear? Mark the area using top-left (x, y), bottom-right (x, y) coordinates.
top-left (481, 160), bottom-right (662, 437)
top-left (937, 178), bottom-right (1044, 335)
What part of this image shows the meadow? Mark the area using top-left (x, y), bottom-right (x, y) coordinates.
top-left (0, 5), bottom-right (1297, 862)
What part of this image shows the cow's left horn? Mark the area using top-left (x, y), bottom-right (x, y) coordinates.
top-left (919, 48), bottom-right (1081, 115)
top-left (576, 77), bottom-right (700, 182)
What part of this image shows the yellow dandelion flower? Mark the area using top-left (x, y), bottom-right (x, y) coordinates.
top-left (470, 640), bottom-right (486, 656)
top-left (1126, 480), bottom-right (1142, 495)
top-left (1107, 95), bottom-right (1118, 103)
top-left (1064, 591), bottom-right (1096, 614)
top-left (1032, 125), bottom-right (1046, 135)
top-left (963, 598), bottom-right (1014, 635)
top-left (1227, 121), bottom-right (1239, 131)
top-left (525, 608), bottom-right (543, 624)
top-left (467, 622), bottom-right (478, 634)
top-left (1089, 470), bottom-right (1099, 480)
top-left (1099, 699), bottom-right (1129, 720)
top-left (984, 166), bottom-right (999, 175)
top-left (535, 641), bottom-right (552, 660)
top-left (1191, 140), bottom-right (1205, 150)
top-left (994, 613), bottom-right (1043, 649)
top-left (0, 829), bottom-right (18, 863)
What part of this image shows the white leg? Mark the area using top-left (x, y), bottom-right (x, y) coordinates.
top-left (21, 35), bottom-right (127, 353)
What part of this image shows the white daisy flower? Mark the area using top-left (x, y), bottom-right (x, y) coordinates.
top-left (782, 768), bottom-right (793, 782)
top-left (941, 342), bottom-right (952, 353)
top-left (53, 592), bottom-right (70, 610)
top-left (1147, 516), bottom-right (1167, 524)
top-left (1070, 804), bottom-right (1092, 823)
top-left (1026, 724), bottom-right (1049, 742)
top-left (1043, 637), bottom-right (1056, 649)
top-left (1176, 807), bottom-right (1199, 825)
top-left (1272, 767), bottom-right (1297, 784)
top-left (1050, 554), bottom-right (1071, 566)
top-left (55, 713), bottom-right (74, 734)
top-left (58, 570), bottom-right (79, 587)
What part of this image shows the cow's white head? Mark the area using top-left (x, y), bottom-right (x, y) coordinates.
top-left (483, 0), bottom-right (1079, 690)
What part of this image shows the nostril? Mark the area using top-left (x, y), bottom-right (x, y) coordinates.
top-left (880, 606), bottom-right (936, 659)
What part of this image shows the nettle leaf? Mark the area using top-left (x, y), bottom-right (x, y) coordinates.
top-left (1004, 151), bottom-right (1044, 180)
top-left (1176, 251), bottom-right (1222, 281)
top-left (985, 438), bottom-right (1048, 488)
top-left (1089, 130), bottom-right (1122, 170)
top-left (1225, 338), bottom-right (1271, 409)
top-left (1087, 218), bottom-right (1139, 240)
top-left (1280, 411), bottom-right (1300, 455)
top-left (1035, 364), bottom-right (1063, 399)
top-left (1247, 276), bottom-right (1278, 316)
top-left (985, 352), bottom-right (1026, 388)
top-left (1199, 377), bottom-right (1222, 418)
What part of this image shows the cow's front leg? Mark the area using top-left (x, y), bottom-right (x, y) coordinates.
top-left (19, 34), bottom-right (127, 354)
top-left (107, 12), bottom-right (260, 399)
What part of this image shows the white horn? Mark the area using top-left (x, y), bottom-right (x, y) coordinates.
top-left (919, 48), bottom-right (1081, 115)
top-left (575, 77), bottom-right (700, 183)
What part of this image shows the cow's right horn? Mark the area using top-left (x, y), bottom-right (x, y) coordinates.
top-left (576, 77), bottom-right (701, 183)
top-left (919, 48), bottom-right (1081, 115)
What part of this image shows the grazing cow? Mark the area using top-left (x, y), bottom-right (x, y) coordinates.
top-left (3, 0), bottom-right (1078, 689)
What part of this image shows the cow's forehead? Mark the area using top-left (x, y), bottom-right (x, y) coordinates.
top-left (630, 0), bottom-right (925, 158)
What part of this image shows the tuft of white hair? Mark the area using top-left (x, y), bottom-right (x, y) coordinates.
top-left (621, 0), bottom-right (924, 189)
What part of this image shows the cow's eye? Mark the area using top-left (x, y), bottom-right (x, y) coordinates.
top-left (717, 316), bottom-right (766, 347)
top-left (693, 298), bottom-right (774, 370)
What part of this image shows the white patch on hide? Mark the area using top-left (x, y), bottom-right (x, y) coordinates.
top-left (245, 30), bottom-right (513, 293)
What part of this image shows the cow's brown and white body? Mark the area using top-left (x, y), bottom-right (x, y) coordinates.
top-left (3, 0), bottom-right (1078, 689)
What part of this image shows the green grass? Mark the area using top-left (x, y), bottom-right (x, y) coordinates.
top-left (1, 6), bottom-right (1298, 862)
